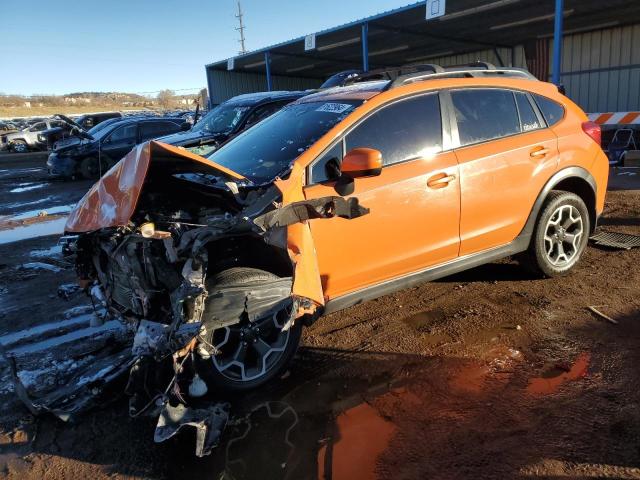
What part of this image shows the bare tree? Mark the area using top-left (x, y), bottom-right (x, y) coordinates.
top-left (157, 89), bottom-right (176, 109)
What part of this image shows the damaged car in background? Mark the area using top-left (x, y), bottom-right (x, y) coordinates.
top-left (6, 67), bottom-right (608, 456)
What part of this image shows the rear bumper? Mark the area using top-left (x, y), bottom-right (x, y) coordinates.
top-left (47, 152), bottom-right (77, 177)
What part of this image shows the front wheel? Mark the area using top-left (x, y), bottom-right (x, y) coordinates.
top-left (197, 267), bottom-right (302, 393)
top-left (79, 156), bottom-right (111, 179)
top-left (522, 191), bottom-right (590, 278)
top-left (10, 140), bottom-right (28, 153)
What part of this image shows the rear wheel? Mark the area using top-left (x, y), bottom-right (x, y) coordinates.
top-left (10, 140), bottom-right (27, 153)
top-left (197, 267), bottom-right (302, 393)
top-left (522, 191), bottom-right (590, 277)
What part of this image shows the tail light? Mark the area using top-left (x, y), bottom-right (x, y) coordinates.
top-left (581, 121), bottom-right (601, 146)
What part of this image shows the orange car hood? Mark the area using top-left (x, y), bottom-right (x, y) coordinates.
top-left (65, 141), bottom-right (246, 233)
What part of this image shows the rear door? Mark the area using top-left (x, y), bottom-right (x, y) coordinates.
top-left (139, 121), bottom-right (181, 142)
top-left (450, 88), bottom-right (558, 256)
top-left (304, 92), bottom-right (461, 301)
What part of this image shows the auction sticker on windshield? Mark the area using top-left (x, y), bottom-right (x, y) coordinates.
top-left (316, 103), bottom-right (354, 114)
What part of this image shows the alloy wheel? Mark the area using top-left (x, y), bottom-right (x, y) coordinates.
top-left (543, 204), bottom-right (584, 267)
top-left (211, 306), bottom-right (292, 382)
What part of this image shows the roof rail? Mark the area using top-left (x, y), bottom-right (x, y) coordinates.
top-left (390, 62), bottom-right (537, 88)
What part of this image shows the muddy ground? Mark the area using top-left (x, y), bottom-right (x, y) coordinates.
top-left (0, 152), bottom-right (639, 479)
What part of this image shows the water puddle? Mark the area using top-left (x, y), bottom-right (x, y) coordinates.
top-left (9, 204), bottom-right (73, 221)
top-left (2, 196), bottom-right (55, 212)
top-left (0, 203), bottom-right (73, 244)
top-left (318, 402), bottom-right (396, 480)
top-left (30, 244), bottom-right (63, 258)
top-left (526, 353), bottom-right (590, 395)
top-left (17, 262), bottom-right (62, 273)
top-left (0, 216), bottom-right (67, 245)
top-left (9, 183), bottom-right (49, 193)
top-left (0, 167), bottom-right (43, 179)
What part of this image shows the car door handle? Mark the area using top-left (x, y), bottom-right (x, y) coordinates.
top-left (427, 173), bottom-right (456, 189)
top-left (530, 147), bottom-right (550, 158)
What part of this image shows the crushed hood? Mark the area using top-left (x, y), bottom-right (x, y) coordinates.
top-left (65, 141), bottom-right (246, 233)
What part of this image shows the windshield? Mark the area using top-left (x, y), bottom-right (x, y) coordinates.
top-left (88, 119), bottom-right (117, 135)
top-left (191, 103), bottom-right (250, 135)
top-left (207, 100), bottom-right (362, 184)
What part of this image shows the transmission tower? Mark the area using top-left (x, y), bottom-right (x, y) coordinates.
top-left (235, 1), bottom-right (247, 54)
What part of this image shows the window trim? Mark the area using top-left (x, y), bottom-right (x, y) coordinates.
top-left (306, 90), bottom-right (448, 185)
top-left (513, 91), bottom-right (546, 134)
top-left (531, 93), bottom-right (566, 128)
top-left (446, 87), bottom-right (552, 150)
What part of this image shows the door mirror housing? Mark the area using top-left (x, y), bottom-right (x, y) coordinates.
top-left (340, 148), bottom-right (382, 178)
top-left (180, 122), bottom-right (191, 131)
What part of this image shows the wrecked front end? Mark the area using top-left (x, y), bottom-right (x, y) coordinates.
top-left (8, 141), bottom-right (367, 456)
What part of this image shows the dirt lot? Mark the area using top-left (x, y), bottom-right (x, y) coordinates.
top-left (0, 152), bottom-right (639, 479)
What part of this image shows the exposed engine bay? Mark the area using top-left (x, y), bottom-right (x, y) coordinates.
top-left (7, 141), bottom-right (368, 456)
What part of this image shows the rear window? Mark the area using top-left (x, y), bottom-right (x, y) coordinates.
top-left (532, 94), bottom-right (565, 126)
top-left (452, 89), bottom-right (520, 146)
top-left (514, 92), bottom-right (543, 132)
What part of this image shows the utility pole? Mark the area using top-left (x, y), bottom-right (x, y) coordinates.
top-left (235, 1), bottom-right (247, 55)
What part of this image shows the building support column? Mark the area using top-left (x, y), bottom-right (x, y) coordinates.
top-left (551, 0), bottom-right (564, 85)
top-left (265, 51), bottom-right (273, 91)
top-left (361, 23), bottom-right (369, 72)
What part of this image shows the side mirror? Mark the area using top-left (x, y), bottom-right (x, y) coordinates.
top-left (340, 148), bottom-right (382, 178)
top-left (180, 122), bottom-right (191, 131)
top-left (333, 148), bottom-right (382, 196)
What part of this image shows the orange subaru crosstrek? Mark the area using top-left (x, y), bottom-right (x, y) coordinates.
top-left (61, 65), bottom-right (608, 400)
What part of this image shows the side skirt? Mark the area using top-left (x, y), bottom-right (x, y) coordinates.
top-left (323, 234), bottom-right (531, 315)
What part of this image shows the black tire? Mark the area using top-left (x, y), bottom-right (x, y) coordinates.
top-left (79, 156), bottom-right (110, 179)
top-left (522, 190), bottom-right (590, 278)
top-left (197, 267), bottom-right (302, 393)
top-left (10, 140), bottom-right (28, 153)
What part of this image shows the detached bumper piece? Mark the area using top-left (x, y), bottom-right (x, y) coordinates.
top-left (154, 402), bottom-right (230, 457)
top-left (590, 230), bottom-right (640, 250)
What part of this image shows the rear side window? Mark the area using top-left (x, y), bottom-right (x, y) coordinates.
top-left (532, 94), bottom-right (564, 126)
top-left (514, 92), bottom-right (542, 132)
top-left (244, 101), bottom-right (289, 129)
top-left (140, 121), bottom-right (179, 141)
top-left (452, 89), bottom-right (520, 146)
top-left (345, 93), bottom-right (442, 166)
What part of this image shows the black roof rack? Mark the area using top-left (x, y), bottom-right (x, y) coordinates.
top-left (390, 62), bottom-right (537, 88)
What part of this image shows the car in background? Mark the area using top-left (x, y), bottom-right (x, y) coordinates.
top-left (0, 121), bottom-right (19, 134)
top-left (73, 112), bottom-right (122, 130)
top-left (47, 116), bottom-right (189, 178)
top-left (1, 118), bottom-right (71, 152)
top-left (156, 90), bottom-right (309, 157)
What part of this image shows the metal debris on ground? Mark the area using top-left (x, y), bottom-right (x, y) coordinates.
top-left (590, 230), bottom-right (640, 250)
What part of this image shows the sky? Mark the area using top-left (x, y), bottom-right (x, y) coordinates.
top-left (1, 0), bottom-right (411, 96)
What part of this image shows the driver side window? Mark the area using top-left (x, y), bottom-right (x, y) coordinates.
top-left (105, 124), bottom-right (137, 144)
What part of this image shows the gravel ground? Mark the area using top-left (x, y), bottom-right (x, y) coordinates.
top-left (0, 152), bottom-right (639, 479)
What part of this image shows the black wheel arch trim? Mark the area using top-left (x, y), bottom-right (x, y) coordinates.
top-left (519, 166), bottom-right (597, 240)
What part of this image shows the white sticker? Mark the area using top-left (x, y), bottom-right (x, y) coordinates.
top-left (316, 103), bottom-right (353, 114)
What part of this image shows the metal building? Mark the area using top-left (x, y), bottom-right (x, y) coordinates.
top-left (205, 0), bottom-right (640, 114)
